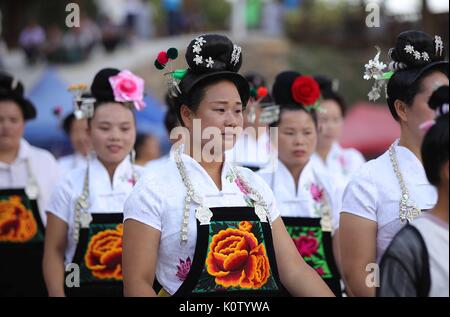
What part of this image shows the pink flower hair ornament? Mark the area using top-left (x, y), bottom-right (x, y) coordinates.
top-left (109, 70), bottom-right (146, 111)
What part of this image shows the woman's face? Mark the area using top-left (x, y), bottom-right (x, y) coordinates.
top-left (183, 80), bottom-right (244, 158)
top-left (0, 101), bottom-right (25, 152)
top-left (277, 109), bottom-right (318, 169)
top-left (89, 103), bottom-right (136, 166)
top-left (317, 99), bottom-right (344, 148)
top-left (70, 118), bottom-right (91, 157)
top-left (406, 71), bottom-right (449, 142)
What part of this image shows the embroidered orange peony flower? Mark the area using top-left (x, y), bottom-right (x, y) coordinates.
top-left (206, 225), bottom-right (271, 289)
top-left (239, 221), bottom-right (253, 232)
top-left (0, 196), bottom-right (37, 242)
top-left (85, 224), bottom-right (123, 280)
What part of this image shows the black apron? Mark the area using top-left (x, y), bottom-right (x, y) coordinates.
top-left (65, 213), bottom-right (123, 297)
top-left (173, 206), bottom-right (287, 297)
top-left (242, 165), bottom-right (261, 173)
top-left (0, 189), bottom-right (46, 297)
top-left (283, 216), bottom-right (342, 296)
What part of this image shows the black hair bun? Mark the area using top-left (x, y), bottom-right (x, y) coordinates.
top-left (314, 75), bottom-right (335, 94)
top-left (91, 68), bottom-right (120, 102)
top-left (185, 34), bottom-right (242, 74)
top-left (429, 85), bottom-right (449, 114)
top-left (390, 30), bottom-right (445, 69)
top-left (272, 71), bottom-right (301, 105)
top-left (0, 71), bottom-right (37, 120)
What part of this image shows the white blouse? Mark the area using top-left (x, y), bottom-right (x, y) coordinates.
top-left (123, 153), bottom-right (281, 296)
top-left (311, 142), bottom-right (365, 212)
top-left (341, 141), bottom-right (437, 262)
top-left (258, 160), bottom-right (340, 233)
top-left (0, 139), bottom-right (60, 224)
top-left (57, 152), bottom-right (88, 175)
top-left (412, 214), bottom-right (449, 297)
top-left (46, 157), bottom-right (143, 265)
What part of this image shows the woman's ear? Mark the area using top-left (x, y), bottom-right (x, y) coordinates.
top-left (180, 104), bottom-right (193, 129)
top-left (394, 99), bottom-right (408, 123)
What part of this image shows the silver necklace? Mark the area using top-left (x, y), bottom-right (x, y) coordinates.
top-left (73, 157), bottom-right (139, 242)
top-left (389, 141), bottom-right (422, 224)
top-left (174, 148), bottom-right (270, 245)
top-left (25, 159), bottom-right (40, 200)
top-left (73, 164), bottom-right (92, 242)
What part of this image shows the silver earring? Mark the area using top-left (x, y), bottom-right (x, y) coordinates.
top-left (130, 149), bottom-right (136, 164)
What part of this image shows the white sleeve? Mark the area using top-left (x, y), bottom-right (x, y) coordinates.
top-left (341, 164), bottom-right (378, 222)
top-left (46, 177), bottom-right (73, 224)
top-left (123, 174), bottom-right (164, 232)
top-left (348, 149), bottom-right (366, 172)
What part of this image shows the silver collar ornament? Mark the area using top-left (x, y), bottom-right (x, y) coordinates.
top-left (389, 141), bottom-right (422, 224)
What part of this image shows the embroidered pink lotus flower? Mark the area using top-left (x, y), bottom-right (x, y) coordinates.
top-left (293, 236), bottom-right (319, 258)
top-left (176, 257), bottom-right (192, 281)
top-left (109, 70), bottom-right (146, 111)
top-left (315, 267), bottom-right (325, 276)
top-left (235, 178), bottom-right (250, 196)
top-left (310, 183), bottom-right (324, 203)
top-left (128, 176), bottom-right (137, 186)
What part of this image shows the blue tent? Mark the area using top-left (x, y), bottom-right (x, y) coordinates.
top-left (24, 68), bottom-right (73, 157)
top-left (24, 68), bottom-right (169, 157)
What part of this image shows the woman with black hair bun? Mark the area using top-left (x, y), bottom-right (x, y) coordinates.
top-left (0, 72), bottom-right (61, 296)
top-left (311, 75), bottom-right (365, 213)
top-left (43, 68), bottom-right (145, 297)
top-left (257, 71), bottom-right (342, 296)
top-left (378, 85), bottom-right (449, 297)
top-left (122, 34), bottom-right (334, 297)
top-left (340, 30), bottom-right (449, 297)
top-left (225, 72), bottom-right (276, 172)
top-left (58, 113), bottom-right (91, 174)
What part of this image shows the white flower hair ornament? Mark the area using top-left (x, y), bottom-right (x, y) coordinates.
top-left (363, 46), bottom-right (395, 102)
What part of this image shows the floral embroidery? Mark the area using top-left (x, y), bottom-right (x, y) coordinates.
top-left (235, 178), bottom-right (250, 196)
top-left (286, 226), bottom-right (334, 279)
top-left (226, 170), bottom-right (254, 207)
top-left (316, 267), bottom-right (325, 276)
top-left (128, 176), bottom-right (137, 186)
top-left (119, 174), bottom-right (137, 186)
top-left (176, 257), bottom-right (192, 281)
top-left (310, 183), bottom-right (324, 203)
top-left (205, 222), bottom-right (271, 289)
top-left (85, 224), bottom-right (123, 280)
top-left (293, 235), bottom-right (319, 258)
top-left (0, 196), bottom-right (37, 242)
top-left (306, 182), bottom-right (326, 217)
